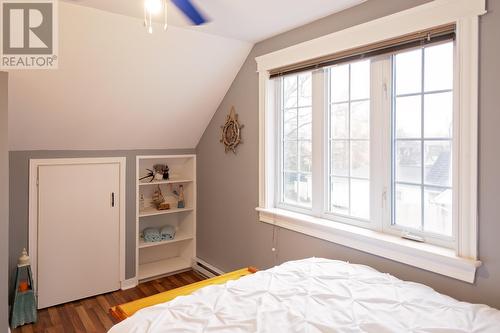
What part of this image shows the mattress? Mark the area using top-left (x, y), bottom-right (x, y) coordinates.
top-left (109, 258), bottom-right (500, 333)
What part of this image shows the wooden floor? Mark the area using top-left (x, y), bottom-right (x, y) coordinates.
top-left (13, 270), bottom-right (205, 333)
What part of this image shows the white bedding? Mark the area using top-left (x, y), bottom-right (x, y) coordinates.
top-left (109, 258), bottom-right (500, 332)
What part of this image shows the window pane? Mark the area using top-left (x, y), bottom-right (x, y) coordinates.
top-left (331, 177), bottom-right (349, 215)
top-left (351, 179), bottom-right (369, 219)
top-left (395, 95), bottom-right (421, 139)
top-left (351, 140), bottom-right (369, 179)
top-left (350, 60), bottom-right (370, 100)
top-left (424, 42), bottom-right (453, 92)
top-left (424, 140), bottom-right (452, 187)
top-left (391, 43), bottom-right (454, 239)
top-left (298, 107), bottom-right (312, 140)
top-left (351, 101), bottom-right (370, 139)
top-left (424, 187), bottom-right (452, 236)
top-left (298, 73), bottom-right (312, 107)
top-left (395, 184), bottom-right (422, 230)
top-left (283, 76), bottom-right (297, 108)
top-left (331, 103), bottom-right (349, 139)
top-left (330, 64), bottom-right (349, 103)
top-left (299, 174), bottom-right (312, 206)
top-left (331, 140), bottom-right (349, 177)
top-left (395, 140), bottom-right (421, 184)
top-left (283, 172), bottom-right (298, 204)
top-left (424, 92), bottom-right (453, 138)
top-left (283, 109), bottom-right (297, 140)
top-left (300, 141), bottom-right (312, 173)
top-left (395, 49), bottom-right (422, 95)
top-left (284, 141), bottom-right (298, 171)
top-left (280, 72), bottom-right (312, 209)
top-left (328, 63), bottom-right (370, 220)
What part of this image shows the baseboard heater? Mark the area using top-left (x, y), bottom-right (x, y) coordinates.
top-left (191, 257), bottom-right (225, 278)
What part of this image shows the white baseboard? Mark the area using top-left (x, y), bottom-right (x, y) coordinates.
top-left (192, 257), bottom-right (225, 278)
top-left (120, 278), bottom-right (138, 290)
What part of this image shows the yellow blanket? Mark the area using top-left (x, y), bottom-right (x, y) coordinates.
top-left (110, 267), bottom-right (257, 322)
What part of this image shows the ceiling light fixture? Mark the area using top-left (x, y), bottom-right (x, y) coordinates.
top-left (144, 0), bottom-right (208, 34)
top-left (144, 0), bottom-right (167, 34)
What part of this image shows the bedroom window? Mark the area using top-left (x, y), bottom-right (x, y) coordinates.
top-left (258, 0), bottom-right (484, 283)
top-left (328, 61), bottom-right (371, 220)
top-left (391, 43), bottom-right (454, 238)
top-left (275, 42), bottom-right (455, 247)
top-left (279, 73), bottom-right (313, 209)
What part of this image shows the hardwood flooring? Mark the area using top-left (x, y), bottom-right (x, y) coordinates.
top-left (12, 270), bottom-right (205, 333)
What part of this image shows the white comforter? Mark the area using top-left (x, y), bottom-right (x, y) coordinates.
top-left (110, 258), bottom-right (500, 332)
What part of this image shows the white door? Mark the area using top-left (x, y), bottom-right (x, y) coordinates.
top-left (37, 162), bottom-right (121, 308)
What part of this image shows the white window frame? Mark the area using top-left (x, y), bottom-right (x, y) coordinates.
top-left (381, 45), bottom-right (457, 249)
top-left (256, 0), bottom-right (485, 283)
top-left (275, 73), bottom-right (315, 214)
top-left (323, 62), bottom-right (373, 226)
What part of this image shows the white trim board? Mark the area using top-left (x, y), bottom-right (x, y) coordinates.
top-left (255, 0), bottom-right (486, 72)
top-left (120, 278), bottom-right (138, 290)
top-left (255, 0), bottom-right (486, 283)
top-left (258, 208), bottom-right (481, 283)
top-left (29, 157), bottom-right (127, 296)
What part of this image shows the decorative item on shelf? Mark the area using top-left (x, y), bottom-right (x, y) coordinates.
top-left (220, 106), bottom-right (243, 154)
top-left (143, 227), bottom-right (162, 243)
top-left (139, 194), bottom-right (145, 211)
top-left (10, 248), bottom-right (37, 329)
top-left (140, 164), bottom-right (170, 183)
top-left (158, 202), bottom-right (170, 210)
top-left (139, 169), bottom-right (155, 183)
top-left (141, 225), bottom-right (177, 243)
top-left (172, 185), bottom-right (185, 209)
top-left (153, 164), bottom-right (165, 181)
top-left (160, 225), bottom-right (176, 240)
top-left (163, 164), bottom-right (170, 180)
top-left (152, 185), bottom-right (170, 210)
top-left (152, 185), bottom-right (164, 205)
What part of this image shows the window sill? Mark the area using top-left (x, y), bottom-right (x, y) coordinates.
top-left (256, 207), bottom-right (481, 283)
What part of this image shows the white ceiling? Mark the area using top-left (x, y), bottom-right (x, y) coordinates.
top-left (63, 0), bottom-right (366, 42)
top-left (8, 2), bottom-right (252, 150)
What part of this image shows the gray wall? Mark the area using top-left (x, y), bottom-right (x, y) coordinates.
top-left (196, 0), bottom-right (500, 308)
top-left (1, 73), bottom-right (9, 332)
top-left (8, 149), bottom-right (194, 291)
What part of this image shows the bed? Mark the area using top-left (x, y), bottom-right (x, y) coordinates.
top-left (109, 258), bottom-right (500, 332)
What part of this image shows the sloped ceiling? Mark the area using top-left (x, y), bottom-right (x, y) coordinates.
top-left (8, 2), bottom-right (251, 150)
top-left (9, 1), bottom-right (364, 150)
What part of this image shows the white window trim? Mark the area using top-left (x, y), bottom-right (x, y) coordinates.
top-left (257, 207), bottom-right (481, 283)
top-left (256, 0), bottom-right (485, 283)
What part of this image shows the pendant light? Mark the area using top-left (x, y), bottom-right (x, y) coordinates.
top-left (144, 0), bottom-right (168, 34)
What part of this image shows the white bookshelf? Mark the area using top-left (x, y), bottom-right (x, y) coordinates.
top-left (136, 155), bottom-right (196, 281)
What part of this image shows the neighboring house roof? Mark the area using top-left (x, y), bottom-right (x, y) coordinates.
top-left (426, 151), bottom-right (451, 186)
